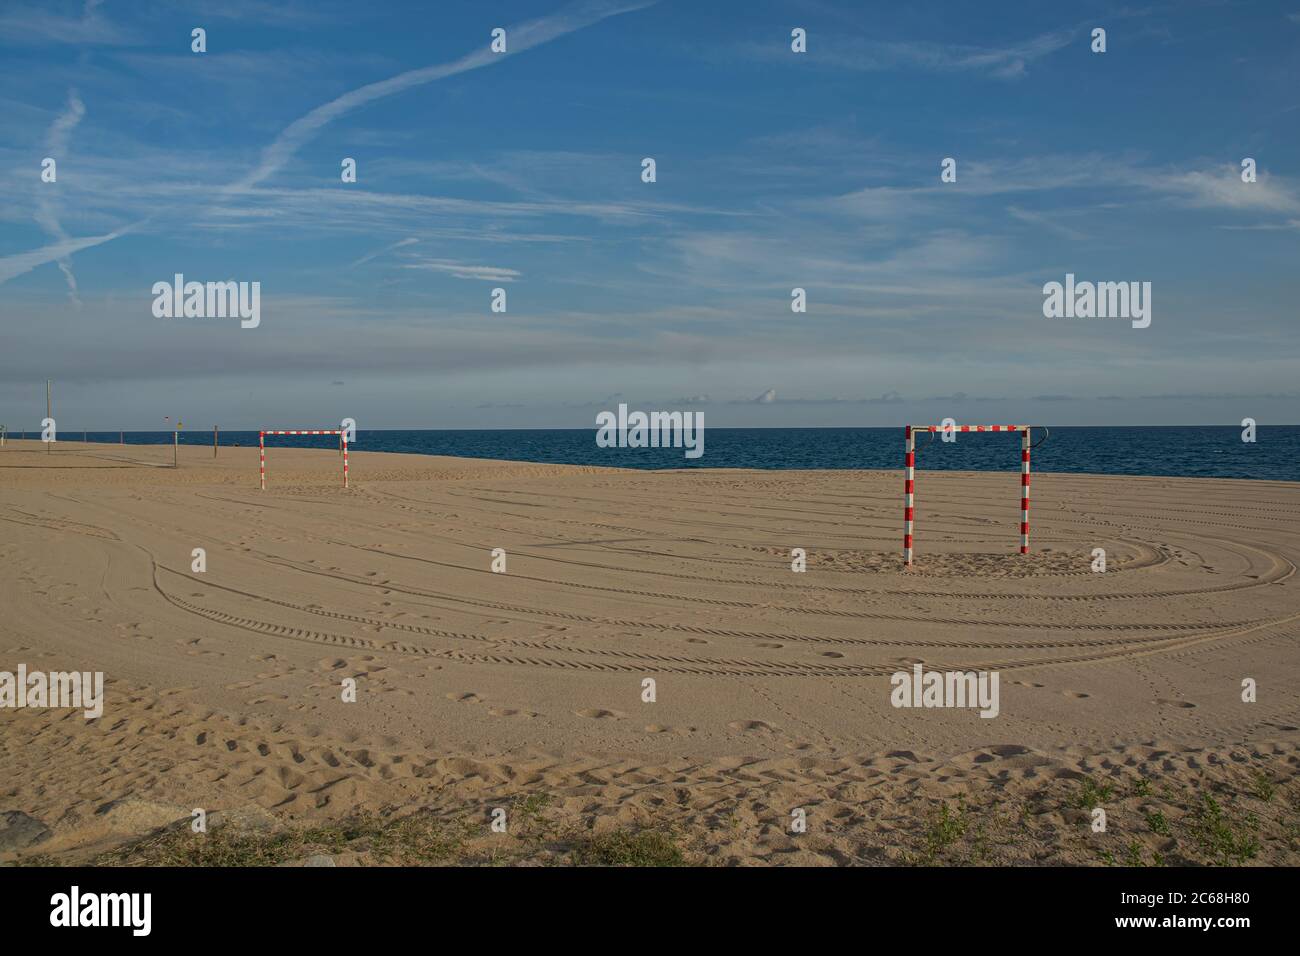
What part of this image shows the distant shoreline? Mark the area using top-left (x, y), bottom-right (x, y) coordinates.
top-left (9, 424), bottom-right (1298, 433)
top-left (4, 425), bottom-right (1296, 482)
top-left (3, 427), bottom-right (1298, 483)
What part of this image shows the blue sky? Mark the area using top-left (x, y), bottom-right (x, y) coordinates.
top-left (1, 0), bottom-right (1297, 430)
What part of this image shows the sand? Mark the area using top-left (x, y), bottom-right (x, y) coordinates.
top-left (1, 438), bottom-right (1298, 865)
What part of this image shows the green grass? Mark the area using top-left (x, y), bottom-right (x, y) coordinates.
top-left (1073, 778), bottom-right (1114, 811)
top-left (1250, 771), bottom-right (1276, 803)
top-left (572, 829), bottom-right (686, 867)
top-left (906, 802), bottom-right (969, 865)
top-left (1123, 839), bottom-right (1148, 867)
top-left (511, 793), bottom-right (553, 833)
top-left (94, 811), bottom-right (464, 867)
top-left (1187, 792), bottom-right (1260, 865)
top-left (1145, 811), bottom-right (1170, 836)
top-left (367, 812), bottom-right (468, 864)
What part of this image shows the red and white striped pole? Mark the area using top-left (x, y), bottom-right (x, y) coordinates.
top-left (903, 425), bottom-right (916, 566)
top-left (1020, 427), bottom-right (1031, 554)
top-left (259, 430), bottom-right (266, 490)
top-left (342, 435), bottom-right (349, 488)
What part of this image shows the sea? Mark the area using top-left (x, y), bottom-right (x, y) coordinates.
top-left (27, 425), bottom-right (1300, 482)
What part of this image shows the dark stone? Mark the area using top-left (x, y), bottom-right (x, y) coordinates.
top-left (0, 811), bottom-right (51, 851)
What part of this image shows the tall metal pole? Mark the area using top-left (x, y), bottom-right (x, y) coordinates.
top-left (174, 428), bottom-right (178, 468)
top-left (213, 425), bottom-right (219, 458)
top-left (46, 379), bottom-right (51, 454)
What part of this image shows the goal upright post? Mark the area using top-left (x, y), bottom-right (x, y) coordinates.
top-left (903, 425), bottom-right (916, 565)
top-left (1020, 427), bottom-right (1031, 555)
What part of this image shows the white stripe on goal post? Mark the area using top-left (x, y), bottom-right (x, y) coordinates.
top-left (903, 425), bottom-right (1031, 567)
top-left (259, 429), bottom-right (348, 490)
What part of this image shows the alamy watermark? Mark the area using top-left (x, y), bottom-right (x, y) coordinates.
top-left (152, 274), bottom-right (260, 328)
top-left (0, 665), bottom-right (103, 718)
top-left (890, 664), bottom-right (999, 718)
top-left (1042, 273), bottom-right (1151, 329)
top-left (50, 886), bottom-right (150, 936)
top-left (596, 403), bottom-right (704, 459)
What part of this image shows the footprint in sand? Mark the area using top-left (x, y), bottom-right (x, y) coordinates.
top-left (447, 692), bottom-right (483, 704)
top-left (645, 724), bottom-right (696, 735)
top-left (1063, 691), bottom-right (1090, 699)
top-left (728, 719), bottom-right (775, 733)
top-left (574, 708), bottom-right (622, 719)
top-left (1157, 698), bottom-right (1197, 709)
top-left (488, 707), bottom-right (537, 718)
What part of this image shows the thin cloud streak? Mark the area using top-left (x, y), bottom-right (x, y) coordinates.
top-left (36, 88), bottom-right (87, 307)
top-left (227, 0), bottom-right (655, 193)
top-left (0, 0), bottom-right (135, 46)
top-left (400, 258), bottom-right (521, 282)
top-left (0, 228), bottom-right (130, 285)
top-left (729, 27), bottom-right (1078, 79)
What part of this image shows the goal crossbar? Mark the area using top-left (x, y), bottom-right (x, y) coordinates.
top-left (904, 424), bottom-right (1031, 566)
top-left (259, 429), bottom-right (348, 490)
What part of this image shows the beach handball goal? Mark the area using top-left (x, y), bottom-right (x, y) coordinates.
top-left (903, 424), bottom-right (1046, 566)
top-left (259, 429), bottom-right (348, 490)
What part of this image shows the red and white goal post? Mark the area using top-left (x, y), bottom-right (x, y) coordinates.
top-left (903, 424), bottom-right (1038, 566)
top-left (259, 429), bottom-right (348, 490)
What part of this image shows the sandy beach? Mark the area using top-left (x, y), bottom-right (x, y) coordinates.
top-left (2, 439), bottom-right (1297, 866)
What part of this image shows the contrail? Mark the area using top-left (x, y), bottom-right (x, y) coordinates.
top-left (227, 0), bottom-right (654, 193)
top-left (36, 89), bottom-right (86, 307)
top-left (0, 229), bottom-right (129, 285)
top-left (350, 236), bottom-right (420, 268)
top-left (2, 0), bottom-right (653, 290)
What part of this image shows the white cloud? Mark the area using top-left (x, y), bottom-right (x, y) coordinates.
top-left (400, 259), bottom-right (521, 282)
top-left (1152, 167), bottom-right (1300, 214)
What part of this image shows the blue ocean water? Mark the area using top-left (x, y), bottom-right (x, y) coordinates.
top-left (32, 426), bottom-right (1300, 481)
